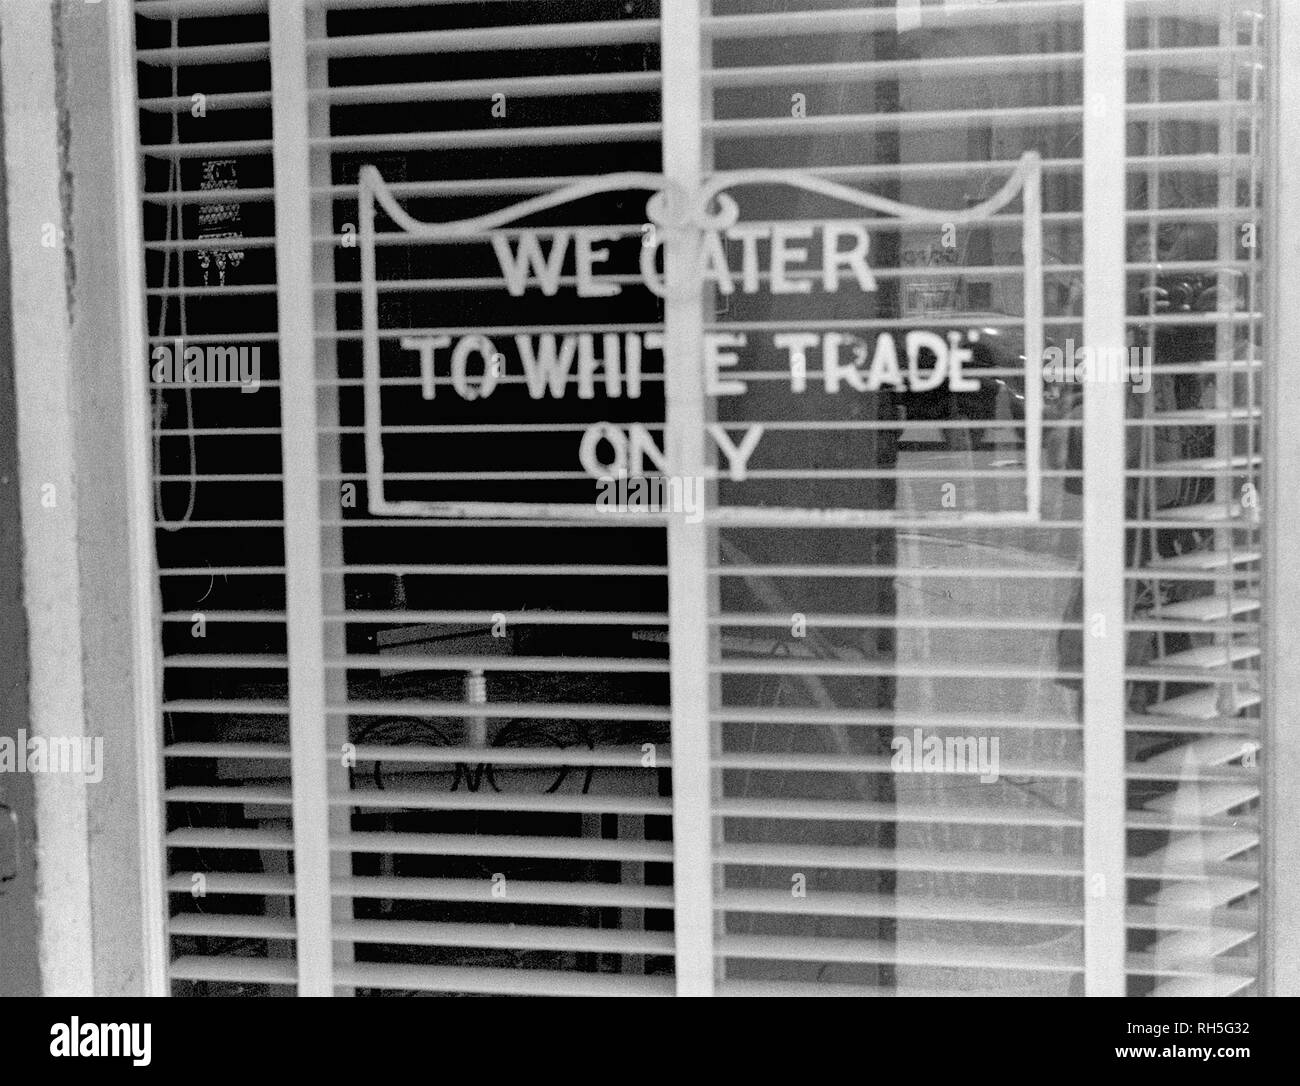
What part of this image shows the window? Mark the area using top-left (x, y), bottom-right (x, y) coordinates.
top-left (132, 0), bottom-right (1266, 996)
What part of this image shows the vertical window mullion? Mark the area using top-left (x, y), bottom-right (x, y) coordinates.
top-left (1265, 0), bottom-right (1300, 998)
top-left (108, 0), bottom-right (168, 997)
top-left (269, 0), bottom-right (334, 997)
top-left (660, 0), bottom-right (716, 996)
top-left (1081, 0), bottom-right (1129, 996)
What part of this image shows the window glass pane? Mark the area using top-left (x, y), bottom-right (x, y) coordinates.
top-left (1121, 0), bottom-right (1263, 997)
top-left (704, 0), bottom-right (1264, 996)
top-left (706, 0), bottom-right (1088, 995)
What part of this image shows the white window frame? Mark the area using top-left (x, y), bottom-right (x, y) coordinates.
top-left (1262, 0), bottom-right (1300, 998)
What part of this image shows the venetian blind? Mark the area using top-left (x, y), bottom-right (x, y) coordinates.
top-left (305, 0), bottom-right (675, 996)
top-left (132, 0), bottom-right (1268, 996)
top-left (703, 0), bottom-right (1088, 997)
top-left (135, 0), bottom-right (298, 993)
top-left (1122, 0), bottom-right (1263, 997)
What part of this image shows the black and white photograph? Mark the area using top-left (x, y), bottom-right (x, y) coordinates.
top-left (0, 0), bottom-right (1293, 1057)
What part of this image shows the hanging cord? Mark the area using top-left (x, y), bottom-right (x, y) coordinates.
top-left (154, 16), bottom-right (197, 531)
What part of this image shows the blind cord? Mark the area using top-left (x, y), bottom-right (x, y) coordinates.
top-left (154, 15), bottom-right (197, 532)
